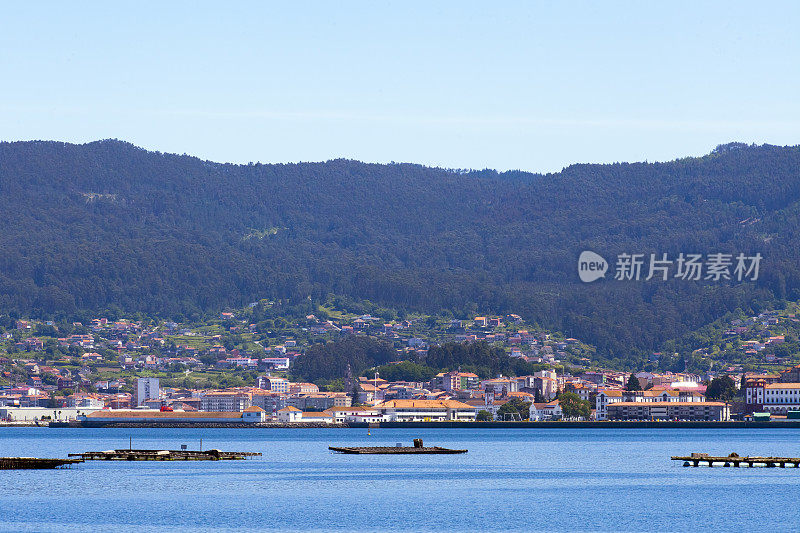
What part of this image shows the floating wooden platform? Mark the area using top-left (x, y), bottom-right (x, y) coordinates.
top-left (329, 446), bottom-right (467, 454)
top-left (672, 453), bottom-right (800, 468)
top-left (0, 457), bottom-right (83, 470)
top-left (68, 449), bottom-right (261, 461)
top-left (330, 438), bottom-right (466, 455)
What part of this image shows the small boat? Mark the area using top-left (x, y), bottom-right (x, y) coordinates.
top-left (329, 438), bottom-right (467, 455)
top-left (0, 457), bottom-right (83, 470)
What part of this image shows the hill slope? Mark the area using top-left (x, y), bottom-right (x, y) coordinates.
top-left (1, 139), bottom-right (799, 363)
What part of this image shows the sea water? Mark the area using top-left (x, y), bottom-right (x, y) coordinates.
top-left (1, 427), bottom-right (799, 532)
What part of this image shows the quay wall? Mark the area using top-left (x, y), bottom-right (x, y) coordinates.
top-left (349, 421), bottom-right (800, 429)
top-left (44, 420), bottom-right (800, 429)
top-left (48, 421), bottom-right (348, 429)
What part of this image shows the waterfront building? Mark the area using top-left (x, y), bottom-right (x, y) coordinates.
top-left (529, 400), bottom-right (562, 421)
top-left (745, 381), bottom-right (800, 414)
top-left (79, 410), bottom-right (262, 424)
top-left (242, 406), bottom-right (266, 423)
top-left (595, 389), bottom-right (706, 420)
top-left (324, 406), bottom-right (384, 423)
top-left (299, 411), bottom-right (335, 424)
top-left (0, 407), bottom-right (88, 421)
top-left (373, 399), bottom-right (476, 422)
top-left (606, 401), bottom-right (729, 421)
top-left (277, 406), bottom-right (302, 423)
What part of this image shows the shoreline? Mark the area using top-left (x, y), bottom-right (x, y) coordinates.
top-left (36, 420), bottom-right (800, 429)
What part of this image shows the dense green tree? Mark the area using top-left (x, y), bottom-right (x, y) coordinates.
top-left (497, 398), bottom-right (531, 421)
top-left (364, 361), bottom-right (436, 383)
top-left (292, 336), bottom-right (396, 381)
top-left (425, 342), bottom-right (542, 379)
top-left (476, 410), bottom-right (493, 421)
top-left (559, 391), bottom-right (591, 419)
top-left (626, 374), bottom-right (642, 391)
top-left (706, 375), bottom-right (737, 401)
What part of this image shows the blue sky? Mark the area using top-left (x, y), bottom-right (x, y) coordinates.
top-left (1, 1), bottom-right (799, 172)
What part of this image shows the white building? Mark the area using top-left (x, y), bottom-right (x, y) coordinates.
top-left (529, 400), bottom-right (562, 421)
top-left (595, 389), bottom-right (706, 421)
top-left (242, 406), bottom-right (266, 422)
top-left (134, 377), bottom-right (160, 407)
top-left (481, 378), bottom-right (519, 395)
top-left (257, 376), bottom-right (289, 393)
top-left (0, 407), bottom-right (88, 421)
top-left (277, 406), bottom-right (302, 423)
top-left (299, 411), bottom-right (335, 424)
top-left (324, 406), bottom-right (383, 424)
top-left (760, 383), bottom-right (800, 414)
top-left (261, 358), bottom-right (290, 370)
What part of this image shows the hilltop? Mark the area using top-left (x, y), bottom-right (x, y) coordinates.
top-left (1, 139), bottom-right (800, 365)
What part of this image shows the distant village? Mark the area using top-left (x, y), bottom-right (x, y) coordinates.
top-left (689, 307), bottom-right (800, 367)
top-left (2, 306), bottom-right (800, 425)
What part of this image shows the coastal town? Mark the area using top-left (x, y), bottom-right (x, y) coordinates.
top-left (2, 304), bottom-right (800, 425)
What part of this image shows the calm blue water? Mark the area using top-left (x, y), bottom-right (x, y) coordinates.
top-left (1, 427), bottom-right (799, 532)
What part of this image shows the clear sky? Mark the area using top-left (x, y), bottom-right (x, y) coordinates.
top-left (1, 1), bottom-right (799, 172)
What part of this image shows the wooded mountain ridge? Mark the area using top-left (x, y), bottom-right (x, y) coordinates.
top-left (1, 139), bottom-right (799, 365)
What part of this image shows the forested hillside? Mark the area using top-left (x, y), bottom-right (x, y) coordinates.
top-left (1, 139), bottom-right (799, 364)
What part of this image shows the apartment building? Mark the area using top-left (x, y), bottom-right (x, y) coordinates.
top-left (606, 401), bottom-right (729, 421)
top-left (200, 391), bottom-right (252, 412)
top-left (596, 389), bottom-right (706, 420)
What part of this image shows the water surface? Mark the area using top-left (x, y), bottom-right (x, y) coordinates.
top-left (1, 427), bottom-right (798, 532)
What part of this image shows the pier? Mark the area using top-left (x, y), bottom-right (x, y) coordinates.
top-left (0, 457), bottom-right (83, 469)
top-left (672, 453), bottom-right (800, 468)
top-left (68, 449), bottom-right (261, 461)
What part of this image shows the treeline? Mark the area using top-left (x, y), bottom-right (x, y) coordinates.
top-left (297, 339), bottom-right (549, 383)
top-left (291, 336), bottom-right (397, 382)
top-left (2, 140), bottom-right (800, 363)
top-left (361, 341), bottom-right (548, 382)
top-left (423, 342), bottom-right (546, 378)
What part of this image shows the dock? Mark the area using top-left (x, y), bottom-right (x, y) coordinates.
top-left (68, 449), bottom-right (261, 461)
top-left (329, 438), bottom-right (467, 454)
top-left (672, 453), bottom-right (800, 468)
top-left (0, 457), bottom-right (83, 469)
